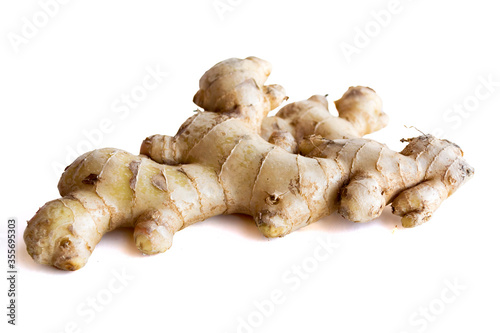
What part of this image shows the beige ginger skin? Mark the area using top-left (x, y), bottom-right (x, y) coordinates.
top-left (24, 57), bottom-right (473, 271)
top-left (261, 87), bottom-right (389, 153)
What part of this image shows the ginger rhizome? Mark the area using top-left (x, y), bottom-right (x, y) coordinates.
top-left (24, 56), bottom-right (474, 271)
top-left (261, 87), bottom-right (388, 150)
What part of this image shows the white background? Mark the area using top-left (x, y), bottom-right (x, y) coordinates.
top-left (1, 1), bottom-right (499, 332)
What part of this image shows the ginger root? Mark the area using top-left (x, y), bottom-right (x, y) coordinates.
top-left (24, 57), bottom-right (474, 271)
top-left (299, 135), bottom-right (473, 226)
top-left (261, 87), bottom-right (388, 148)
